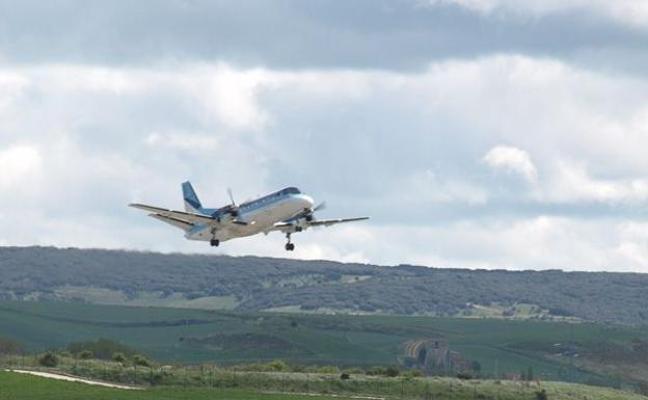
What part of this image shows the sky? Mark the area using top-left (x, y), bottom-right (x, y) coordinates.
top-left (1, 0), bottom-right (648, 271)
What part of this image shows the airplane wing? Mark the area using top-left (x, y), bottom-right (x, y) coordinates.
top-left (129, 203), bottom-right (216, 225)
top-left (308, 217), bottom-right (370, 227)
top-left (149, 213), bottom-right (194, 231)
top-left (271, 217), bottom-right (369, 233)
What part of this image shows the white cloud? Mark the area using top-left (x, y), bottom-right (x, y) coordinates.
top-left (543, 161), bottom-right (648, 204)
top-left (483, 145), bottom-right (538, 183)
top-left (0, 145), bottom-right (42, 188)
top-left (145, 132), bottom-right (220, 152)
top-left (428, 0), bottom-right (648, 29)
top-left (1, 56), bottom-right (648, 271)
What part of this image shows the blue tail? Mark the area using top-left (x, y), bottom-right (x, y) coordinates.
top-left (182, 181), bottom-right (202, 213)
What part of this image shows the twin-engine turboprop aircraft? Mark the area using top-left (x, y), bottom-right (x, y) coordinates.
top-left (129, 182), bottom-right (369, 251)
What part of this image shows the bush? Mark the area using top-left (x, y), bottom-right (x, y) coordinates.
top-left (112, 352), bottom-right (127, 363)
top-left (316, 365), bottom-right (339, 374)
top-left (340, 373), bottom-right (350, 380)
top-left (78, 350), bottom-right (94, 359)
top-left (68, 338), bottom-right (137, 360)
top-left (404, 369), bottom-right (424, 378)
top-left (457, 372), bottom-right (473, 380)
top-left (268, 360), bottom-right (288, 372)
top-left (385, 366), bottom-right (400, 377)
top-left (535, 389), bottom-right (548, 400)
top-left (133, 354), bottom-right (151, 367)
top-left (367, 367), bottom-right (386, 376)
top-left (39, 352), bottom-right (59, 367)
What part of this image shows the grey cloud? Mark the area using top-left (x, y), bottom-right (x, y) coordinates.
top-left (1, 0), bottom-right (647, 74)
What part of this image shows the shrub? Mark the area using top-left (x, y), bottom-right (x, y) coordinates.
top-left (404, 369), bottom-right (424, 378)
top-left (112, 352), bottom-right (127, 363)
top-left (535, 389), bottom-right (548, 400)
top-left (39, 352), bottom-right (59, 367)
top-left (367, 367), bottom-right (386, 376)
top-left (340, 373), bottom-right (350, 380)
top-left (268, 360), bottom-right (288, 372)
top-left (68, 338), bottom-right (137, 360)
top-left (133, 354), bottom-right (151, 367)
top-left (457, 372), bottom-right (473, 380)
top-left (78, 350), bottom-right (94, 359)
top-left (384, 366), bottom-right (400, 377)
top-left (316, 365), bottom-right (340, 374)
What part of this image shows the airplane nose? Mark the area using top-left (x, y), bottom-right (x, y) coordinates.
top-left (302, 195), bottom-right (315, 209)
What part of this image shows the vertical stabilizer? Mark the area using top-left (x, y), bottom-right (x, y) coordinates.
top-left (182, 181), bottom-right (203, 213)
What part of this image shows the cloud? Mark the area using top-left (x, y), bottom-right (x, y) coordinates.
top-left (545, 161), bottom-right (648, 205)
top-left (0, 145), bottom-right (42, 188)
top-left (1, 1), bottom-right (647, 77)
top-left (429, 0), bottom-right (648, 29)
top-left (145, 132), bottom-right (220, 152)
top-left (0, 55), bottom-right (647, 270)
top-left (483, 145), bottom-right (538, 183)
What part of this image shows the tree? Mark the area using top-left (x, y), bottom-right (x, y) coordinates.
top-left (39, 352), bottom-right (59, 367)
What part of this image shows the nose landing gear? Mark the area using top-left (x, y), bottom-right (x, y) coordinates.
top-left (210, 228), bottom-right (219, 247)
top-left (285, 233), bottom-right (295, 251)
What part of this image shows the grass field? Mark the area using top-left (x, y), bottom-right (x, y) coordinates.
top-left (0, 371), bottom-right (359, 400)
top-left (0, 301), bottom-right (646, 388)
top-left (1, 370), bottom-right (645, 400)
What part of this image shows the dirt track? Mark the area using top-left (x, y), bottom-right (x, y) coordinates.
top-left (4, 369), bottom-right (141, 390)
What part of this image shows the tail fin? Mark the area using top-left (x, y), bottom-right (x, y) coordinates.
top-left (182, 181), bottom-right (203, 213)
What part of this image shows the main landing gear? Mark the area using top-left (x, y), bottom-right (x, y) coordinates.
top-left (285, 233), bottom-right (295, 251)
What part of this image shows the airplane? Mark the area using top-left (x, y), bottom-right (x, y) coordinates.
top-left (129, 182), bottom-right (369, 251)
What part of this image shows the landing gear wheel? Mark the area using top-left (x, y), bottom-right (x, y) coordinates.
top-left (210, 239), bottom-right (220, 247)
top-left (285, 233), bottom-right (295, 251)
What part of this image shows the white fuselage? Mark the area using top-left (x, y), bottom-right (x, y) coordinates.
top-left (185, 192), bottom-right (314, 242)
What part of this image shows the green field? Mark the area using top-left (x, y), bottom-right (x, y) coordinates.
top-left (0, 371), bottom-right (358, 400)
top-left (1, 370), bottom-right (645, 400)
top-left (0, 301), bottom-right (646, 388)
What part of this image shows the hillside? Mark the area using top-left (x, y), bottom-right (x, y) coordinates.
top-left (1, 246), bottom-right (648, 325)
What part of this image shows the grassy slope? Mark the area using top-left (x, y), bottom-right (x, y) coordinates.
top-left (0, 371), bottom-right (355, 400)
top-left (0, 371), bottom-right (645, 400)
top-left (0, 301), bottom-right (645, 385)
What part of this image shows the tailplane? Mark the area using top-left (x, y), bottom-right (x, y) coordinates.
top-left (182, 181), bottom-right (203, 213)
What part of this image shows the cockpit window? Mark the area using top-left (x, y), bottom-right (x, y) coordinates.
top-left (280, 187), bottom-right (301, 195)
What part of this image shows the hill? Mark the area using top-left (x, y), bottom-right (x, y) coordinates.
top-left (1, 246), bottom-right (648, 325)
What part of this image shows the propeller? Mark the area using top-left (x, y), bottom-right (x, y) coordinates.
top-left (304, 201), bottom-right (326, 222)
top-left (226, 188), bottom-right (239, 217)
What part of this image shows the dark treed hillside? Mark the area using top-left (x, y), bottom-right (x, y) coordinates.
top-left (1, 246), bottom-right (647, 325)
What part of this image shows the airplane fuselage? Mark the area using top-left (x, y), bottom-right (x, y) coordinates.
top-left (185, 188), bottom-right (314, 242)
